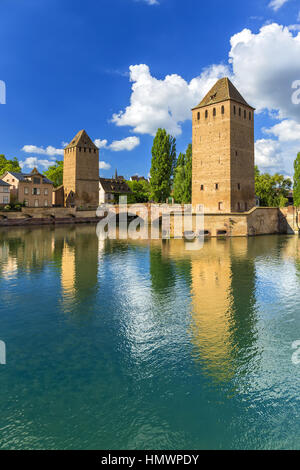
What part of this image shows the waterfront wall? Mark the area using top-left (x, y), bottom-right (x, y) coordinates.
top-left (0, 205), bottom-right (298, 237)
top-left (170, 207), bottom-right (287, 237)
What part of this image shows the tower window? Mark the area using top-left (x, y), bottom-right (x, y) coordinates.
top-left (239, 108), bottom-right (241, 116)
top-left (205, 110), bottom-right (208, 119)
top-left (197, 112), bottom-right (200, 120)
top-left (235, 150), bottom-right (238, 156)
top-left (79, 147), bottom-right (81, 152)
top-left (84, 147), bottom-right (86, 152)
top-left (213, 108), bottom-right (216, 116)
top-left (237, 183), bottom-right (241, 190)
top-left (218, 202), bottom-right (223, 211)
top-left (234, 105), bottom-right (236, 115)
top-left (249, 112), bottom-right (252, 120)
top-left (200, 185), bottom-right (204, 190)
top-left (244, 110), bottom-right (246, 119)
top-left (89, 148), bottom-right (91, 153)
top-left (215, 183), bottom-right (219, 190)
top-left (237, 202), bottom-right (241, 211)
top-left (221, 105), bottom-right (224, 114)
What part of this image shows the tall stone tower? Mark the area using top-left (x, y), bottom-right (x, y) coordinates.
top-left (63, 130), bottom-right (99, 207)
top-left (192, 78), bottom-right (255, 213)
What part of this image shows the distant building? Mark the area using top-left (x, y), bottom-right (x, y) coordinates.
top-left (99, 177), bottom-right (131, 204)
top-left (192, 77), bottom-right (255, 213)
top-left (130, 175), bottom-right (149, 183)
top-left (0, 179), bottom-right (10, 206)
top-left (1, 168), bottom-right (53, 207)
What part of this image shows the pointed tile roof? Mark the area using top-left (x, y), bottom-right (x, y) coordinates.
top-left (192, 77), bottom-right (254, 110)
top-left (64, 130), bottom-right (98, 150)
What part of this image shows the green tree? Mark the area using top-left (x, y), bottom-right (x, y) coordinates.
top-left (44, 160), bottom-right (63, 187)
top-left (150, 128), bottom-right (176, 202)
top-left (126, 179), bottom-right (151, 203)
top-left (0, 155), bottom-right (21, 176)
top-left (293, 152), bottom-right (300, 207)
top-left (173, 144), bottom-right (192, 203)
top-left (255, 165), bottom-right (292, 207)
top-left (173, 152), bottom-right (186, 203)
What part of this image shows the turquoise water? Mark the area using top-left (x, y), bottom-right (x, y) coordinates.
top-left (0, 225), bottom-right (300, 450)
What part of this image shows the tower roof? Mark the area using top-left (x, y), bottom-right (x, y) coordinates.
top-left (64, 130), bottom-right (98, 150)
top-left (192, 77), bottom-right (254, 110)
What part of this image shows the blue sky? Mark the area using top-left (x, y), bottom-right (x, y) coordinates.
top-left (0, 0), bottom-right (300, 178)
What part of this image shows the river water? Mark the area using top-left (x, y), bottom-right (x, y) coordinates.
top-left (0, 225), bottom-right (299, 449)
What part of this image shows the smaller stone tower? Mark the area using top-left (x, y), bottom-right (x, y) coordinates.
top-left (63, 130), bottom-right (99, 207)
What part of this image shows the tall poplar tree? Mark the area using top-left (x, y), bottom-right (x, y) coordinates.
top-left (173, 144), bottom-right (192, 203)
top-left (150, 128), bottom-right (176, 202)
top-left (293, 152), bottom-right (300, 207)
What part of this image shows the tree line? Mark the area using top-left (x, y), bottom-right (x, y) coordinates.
top-left (1, 139), bottom-right (300, 208)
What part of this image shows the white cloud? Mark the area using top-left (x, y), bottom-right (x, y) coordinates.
top-left (94, 136), bottom-right (140, 151)
top-left (99, 161), bottom-right (111, 170)
top-left (21, 145), bottom-right (64, 156)
top-left (20, 157), bottom-right (54, 170)
top-left (264, 119), bottom-right (300, 142)
top-left (109, 136), bottom-right (140, 151)
top-left (255, 139), bottom-right (282, 170)
top-left (229, 24), bottom-right (300, 122)
top-left (268, 0), bottom-right (289, 12)
top-left (112, 63), bottom-right (230, 136)
top-left (141, 0), bottom-right (159, 5)
top-left (94, 139), bottom-right (108, 149)
top-left (255, 120), bottom-right (300, 174)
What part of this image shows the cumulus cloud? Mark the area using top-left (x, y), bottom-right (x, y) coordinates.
top-left (255, 120), bottom-right (300, 174)
top-left (20, 157), bottom-right (54, 170)
top-left (94, 136), bottom-right (140, 151)
top-left (99, 161), bottom-right (111, 170)
top-left (109, 136), bottom-right (140, 151)
top-left (112, 63), bottom-right (230, 136)
top-left (94, 139), bottom-right (108, 149)
top-left (229, 24), bottom-right (300, 122)
top-left (268, 0), bottom-right (289, 12)
top-left (22, 145), bottom-right (64, 156)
